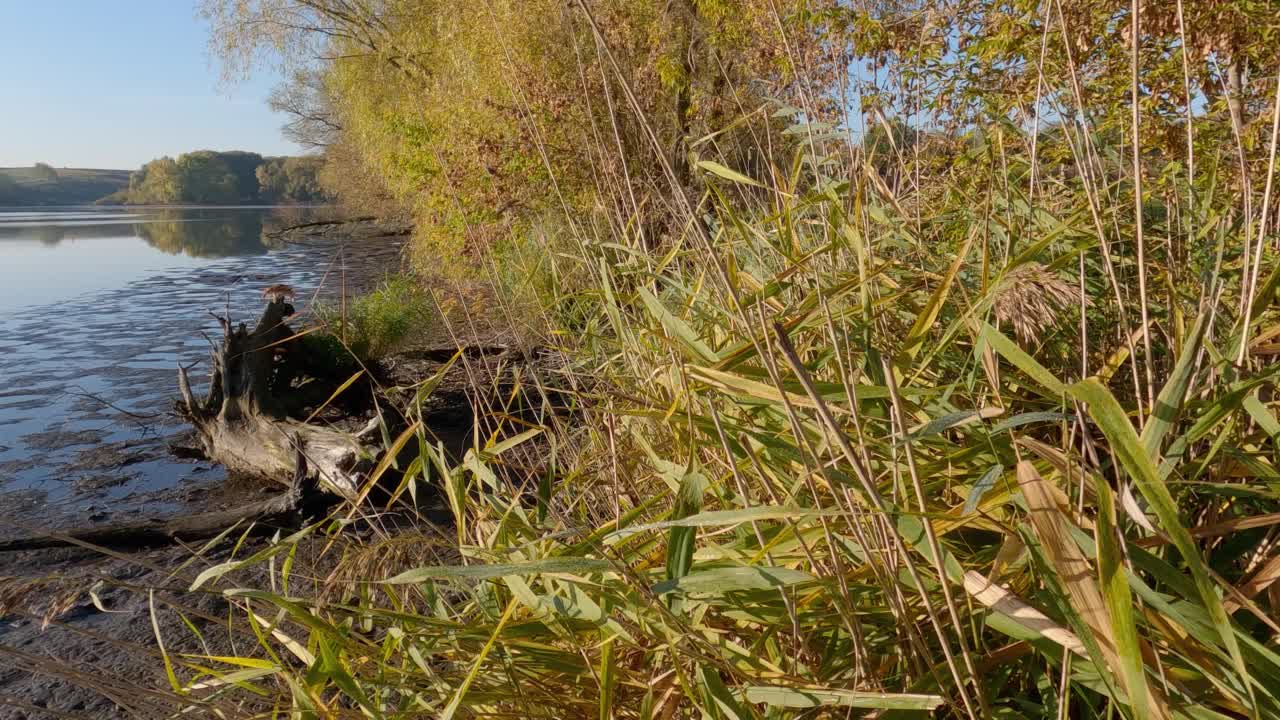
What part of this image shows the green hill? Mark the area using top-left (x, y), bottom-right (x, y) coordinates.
top-left (0, 165), bottom-right (131, 206)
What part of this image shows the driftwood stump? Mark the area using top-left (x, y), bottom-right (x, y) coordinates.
top-left (177, 298), bottom-right (372, 498)
top-left (0, 303), bottom-right (368, 553)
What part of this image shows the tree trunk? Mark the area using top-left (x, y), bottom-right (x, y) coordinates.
top-left (1226, 58), bottom-right (1246, 140)
top-left (177, 298), bottom-right (372, 498)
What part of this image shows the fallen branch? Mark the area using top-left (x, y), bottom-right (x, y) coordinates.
top-left (264, 216), bottom-right (376, 238)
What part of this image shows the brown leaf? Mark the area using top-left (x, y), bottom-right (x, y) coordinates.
top-left (1017, 461), bottom-right (1169, 719)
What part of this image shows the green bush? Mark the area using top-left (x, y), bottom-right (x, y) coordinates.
top-left (314, 275), bottom-right (431, 361)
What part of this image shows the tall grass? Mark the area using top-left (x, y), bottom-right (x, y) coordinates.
top-left (313, 275), bottom-right (435, 361)
top-left (147, 106), bottom-right (1280, 718)
top-left (123, 11), bottom-right (1280, 718)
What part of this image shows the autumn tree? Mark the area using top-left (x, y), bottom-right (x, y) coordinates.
top-left (0, 172), bottom-right (18, 203)
top-left (219, 150), bottom-right (266, 201)
top-left (129, 157), bottom-right (183, 204)
top-left (176, 151), bottom-right (239, 204)
top-left (119, 151), bottom-right (322, 204)
top-left (269, 68), bottom-right (342, 150)
top-left (201, 0), bottom-right (842, 258)
top-left (256, 156), bottom-right (327, 203)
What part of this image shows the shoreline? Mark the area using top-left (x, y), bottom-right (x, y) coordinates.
top-left (0, 216), bottom-right (426, 717)
top-left (0, 218), bottom-right (408, 533)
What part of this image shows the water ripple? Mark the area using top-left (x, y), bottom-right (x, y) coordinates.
top-left (0, 228), bottom-right (402, 528)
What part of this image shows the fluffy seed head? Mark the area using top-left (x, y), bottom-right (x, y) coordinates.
top-left (992, 263), bottom-right (1080, 345)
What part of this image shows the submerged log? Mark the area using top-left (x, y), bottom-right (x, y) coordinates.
top-left (264, 216), bottom-right (376, 237)
top-left (177, 297), bottom-right (372, 498)
top-left (0, 446), bottom-right (336, 552)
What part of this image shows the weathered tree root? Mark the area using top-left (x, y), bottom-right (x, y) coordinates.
top-left (178, 298), bottom-right (372, 498)
top-left (0, 447), bottom-right (336, 552)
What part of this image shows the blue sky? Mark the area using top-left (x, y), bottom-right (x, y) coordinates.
top-left (0, 0), bottom-right (301, 169)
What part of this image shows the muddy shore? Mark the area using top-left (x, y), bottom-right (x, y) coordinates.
top-left (0, 218), bottom-right (440, 718)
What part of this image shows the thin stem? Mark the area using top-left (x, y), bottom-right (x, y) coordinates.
top-left (1131, 0), bottom-right (1155, 415)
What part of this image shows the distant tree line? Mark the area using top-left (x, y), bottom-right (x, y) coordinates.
top-left (0, 173), bottom-right (18, 203)
top-left (31, 162), bottom-right (59, 182)
top-left (102, 150), bottom-right (328, 205)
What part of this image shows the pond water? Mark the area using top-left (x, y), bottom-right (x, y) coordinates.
top-left (0, 206), bottom-right (398, 533)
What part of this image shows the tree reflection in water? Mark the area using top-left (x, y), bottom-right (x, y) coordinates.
top-left (0, 207), bottom-right (327, 258)
top-left (137, 207), bottom-right (321, 257)
top-left (135, 209), bottom-right (268, 257)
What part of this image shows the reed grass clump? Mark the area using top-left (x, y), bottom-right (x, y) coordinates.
top-left (314, 275), bottom-right (433, 361)
top-left (143, 4), bottom-right (1280, 718)
top-left (155, 121), bottom-right (1280, 717)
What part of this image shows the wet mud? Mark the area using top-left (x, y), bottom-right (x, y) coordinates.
top-left (0, 227), bottom-right (407, 718)
top-left (0, 232), bottom-right (404, 535)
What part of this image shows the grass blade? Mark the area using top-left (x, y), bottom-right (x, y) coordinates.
top-left (1068, 379), bottom-right (1255, 714)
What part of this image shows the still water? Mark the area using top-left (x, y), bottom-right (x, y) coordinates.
top-left (0, 206), bottom-right (386, 532)
top-left (0, 207), bottom-right (310, 312)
